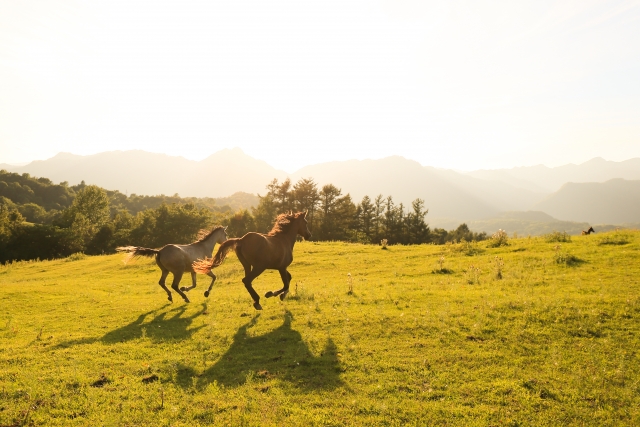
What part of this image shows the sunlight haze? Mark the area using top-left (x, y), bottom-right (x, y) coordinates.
top-left (1, 0), bottom-right (639, 172)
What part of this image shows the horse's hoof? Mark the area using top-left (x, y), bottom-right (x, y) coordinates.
top-left (265, 291), bottom-right (274, 298)
top-left (168, 296), bottom-right (173, 302)
top-left (253, 302), bottom-right (263, 310)
top-left (204, 291), bottom-right (210, 298)
top-left (279, 293), bottom-right (287, 301)
top-left (180, 287), bottom-right (187, 292)
top-left (184, 298), bottom-right (190, 303)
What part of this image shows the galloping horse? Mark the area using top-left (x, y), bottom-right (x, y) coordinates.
top-left (582, 226), bottom-right (595, 235)
top-left (117, 226), bottom-right (227, 303)
top-left (193, 212), bottom-right (312, 310)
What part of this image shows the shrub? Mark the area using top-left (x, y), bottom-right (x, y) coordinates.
top-left (487, 229), bottom-right (509, 248)
top-left (66, 252), bottom-right (87, 262)
top-left (545, 231), bottom-right (571, 243)
top-left (451, 239), bottom-right (483, 256)
top-left (493, 256), bottom-right (504, 279)
top-left (598, 231), bottom-right (631, 246)
top-left (553, 244), bottom-right (583, 266)
top-left (466, 265), bottom-right (481, 284)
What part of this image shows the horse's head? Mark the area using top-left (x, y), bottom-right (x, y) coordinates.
top-left (588, 226), bottom-right (595, 234)
top-left (295, 211), bottom-right (312, 240)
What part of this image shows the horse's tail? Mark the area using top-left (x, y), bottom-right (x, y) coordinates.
top-left (192, 238), bottom-right (240, 274)
top-left (116, 246), bottom-right (159, 264)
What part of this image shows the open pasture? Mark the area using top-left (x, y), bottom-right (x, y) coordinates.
top-left (1, 231), bottom-right (639, 426)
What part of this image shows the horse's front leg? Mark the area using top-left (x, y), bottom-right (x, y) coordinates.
top-left (203, 271), bottom-right (217, 298)
top-left (265, 269), bottom-right (291, 301)
top-left (180, 272), bottom-right (197, 293)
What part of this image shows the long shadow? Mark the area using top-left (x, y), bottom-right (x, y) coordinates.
top-left (190, 311), bottom-right (343, 391)
top-left (52, 303), bottom-right (206, 349)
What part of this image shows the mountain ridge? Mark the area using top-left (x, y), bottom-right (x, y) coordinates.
top-left (2, 150), bottom-right (639, 225)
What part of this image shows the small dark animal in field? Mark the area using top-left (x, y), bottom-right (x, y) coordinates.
top-left (142, 374), bottom-right (159, 384)
top-left (193, 211), bottom-right (312, 310)
top-left (117, 226), bottom-right (227, 303)
top-left (91, 374), bottom-right (110, 388)
top-left (582, 226), bottom-right (595, 235)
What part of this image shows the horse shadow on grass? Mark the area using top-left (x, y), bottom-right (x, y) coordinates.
top-left (181, 311), bottom-right (343, 391)
top-left (52, 303), bottom-right (206, 349)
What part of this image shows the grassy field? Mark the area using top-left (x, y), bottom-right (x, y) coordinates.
top-left (1, 230), bottom-right (639, 426)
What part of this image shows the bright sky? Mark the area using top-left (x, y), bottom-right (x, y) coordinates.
top-left (1, 0), bottom-right (639, 172)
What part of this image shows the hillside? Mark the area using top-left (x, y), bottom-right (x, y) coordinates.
top-left (533, 179), bottom-right (640, 224)
top-left (467, 157), bottom-right (640, 192)
top-left (1, 233), bottom-right (639, 425)
top-left (3, 149), bottom-right (287, 198)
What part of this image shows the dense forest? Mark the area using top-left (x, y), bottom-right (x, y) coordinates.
top-left (0, 171), bottom-right (486, 262)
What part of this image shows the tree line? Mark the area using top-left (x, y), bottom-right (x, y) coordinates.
top-left (0, 171), bottom-right (486, 263)
top-left (232, 178), bottom-right (486, 245)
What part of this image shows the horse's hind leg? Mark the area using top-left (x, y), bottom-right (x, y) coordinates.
top-left (265, 269), bottom-right (291, 301)
top-left (170, 272), bottom-right (190, 303)
top-left (180, 272), bottom-right (197, 293)
top-left (236, 251), bottom-right (263, 309)
top-left (203, 271), bottom-right (217, 298)
top-left (242, 267), bottom-right (265, 310)
top-left (158, 269), bottom-right (173, 302)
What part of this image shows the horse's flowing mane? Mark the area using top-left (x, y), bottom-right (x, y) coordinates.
top-left (196, 226), bottom-right (225, 242)
top-left (267, 212), bottom-right (301, 236)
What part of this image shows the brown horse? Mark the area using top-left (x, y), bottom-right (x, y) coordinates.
top-left (582, 226), bottom-right (595, 235)
top-left (117, 226), bottom-right (228, 303)
top-left (193, 212), bottom-right (312, 310)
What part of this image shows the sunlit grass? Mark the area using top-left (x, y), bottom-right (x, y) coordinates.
top-left (1, 231), bottom-right (639, 425)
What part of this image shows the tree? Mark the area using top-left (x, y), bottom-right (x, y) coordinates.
top-left (127, 203), bottom-right (211, 248)
top-left (65, 185), bottom-right (110, 247)
top-left (275, 178), bottom-right (293, 212)
top-left (405, 198), bottom-right (430, 244)
top-left (224, 209), bottom-right (256, 238)
top-left (356, 195), bottom-right (375, 242)
top-left (317, 184), bottom-right (343, 240)
top-left (253, 179), bottom-right (279, 233)
top-left (372, 194), bottom-right (384, 243)
top-left (292, 178), bottom-right (320, 234)
top-left (317, 185), bottom-right (357, 241)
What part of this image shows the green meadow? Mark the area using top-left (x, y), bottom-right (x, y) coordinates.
top-left (1, 231), bottom-right (639, 426)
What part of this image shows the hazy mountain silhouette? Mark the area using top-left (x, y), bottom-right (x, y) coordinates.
top-left (532, 179), bottom-right (640, 224)
top-left (3, 149), bottom-right (640, 225)
top-left (467, 157), bottom-right (640, 192)
top-left (4, 148), bottom-right (287, 198)
top-left (290, 156), bottom-right (544, 219)
top-left (430, 211), bottom-right (635, 236)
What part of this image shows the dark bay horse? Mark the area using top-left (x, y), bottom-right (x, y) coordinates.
top-left (117, 226), bottom-right (227, 303)
top-left (193, 212), bottom-right (312, 310)
top-left (582, 226), bottom-right (595, 235)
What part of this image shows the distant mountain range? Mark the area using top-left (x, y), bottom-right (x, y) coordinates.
top-left (466, 157), bottom-right (640, 192)
top-left (2, 149), bottom-right (639, 232)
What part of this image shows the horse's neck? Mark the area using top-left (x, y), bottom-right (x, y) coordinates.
top-left (199, 233), bottom-right (220, 254)
top-left (279, 226), bottom-right (299, 250)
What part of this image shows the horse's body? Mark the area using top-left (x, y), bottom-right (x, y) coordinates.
top-left (582, 226), bottom-right (595, 235)
top-left (117, 226), bottom-right (227, 303)
top-left (193, 212), bottom-right (311, 310)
